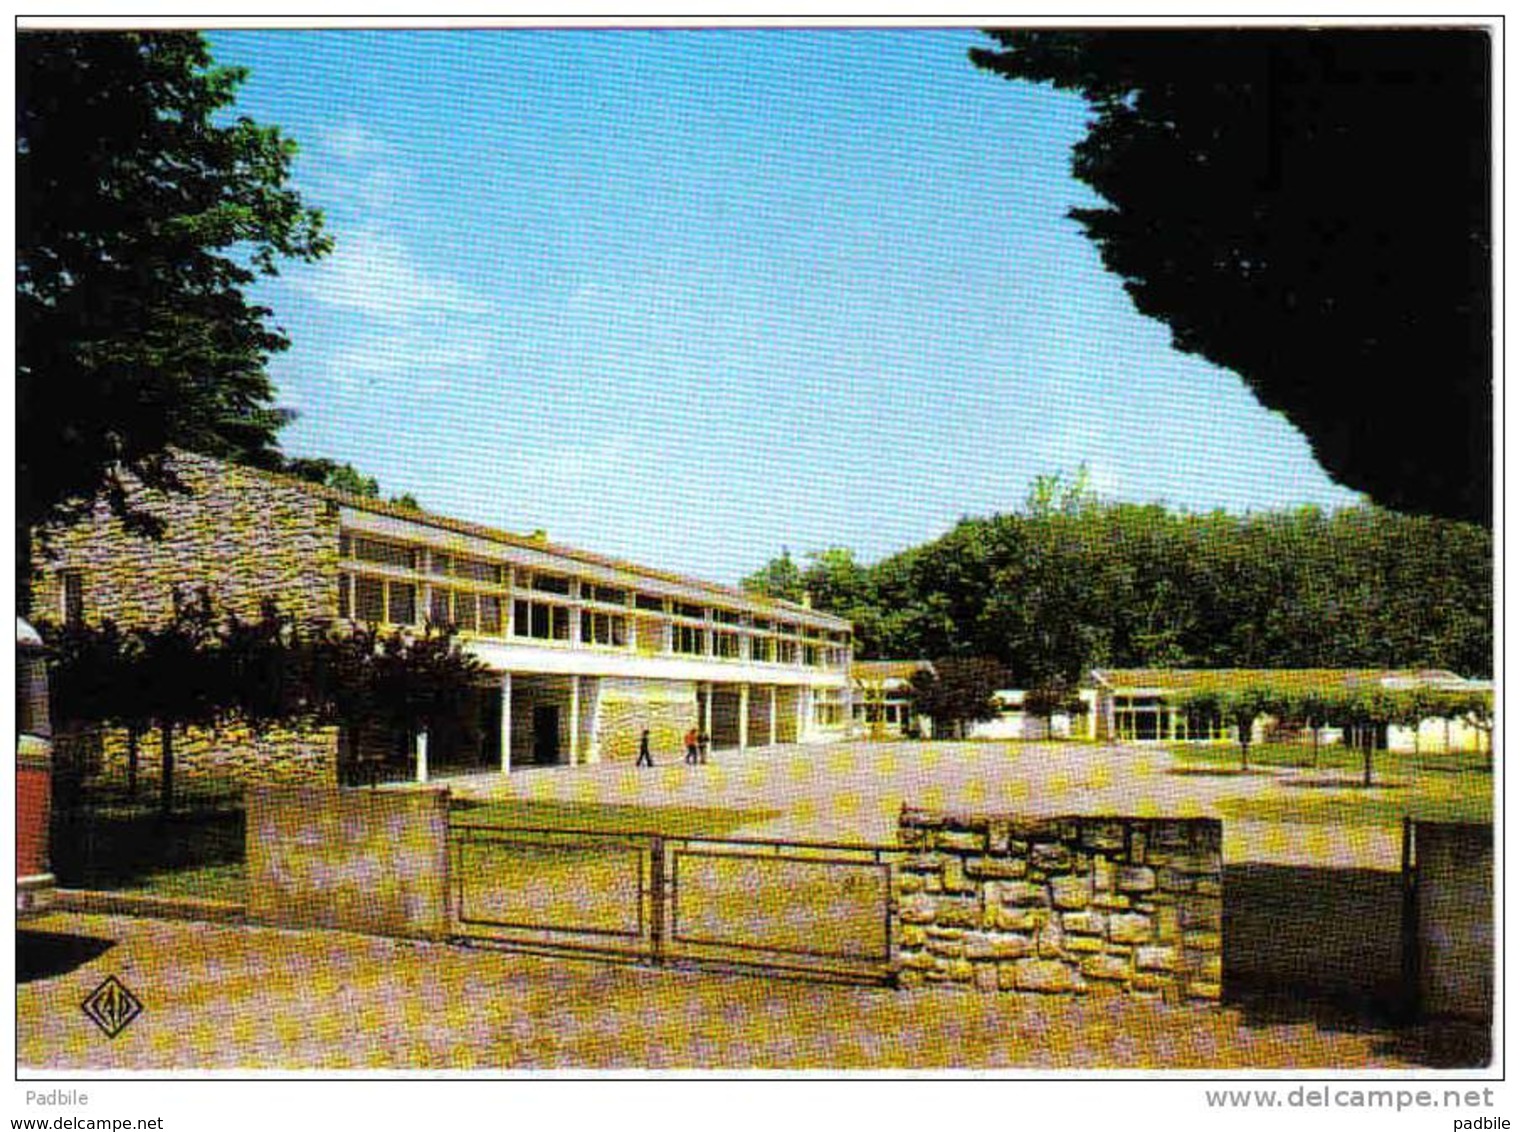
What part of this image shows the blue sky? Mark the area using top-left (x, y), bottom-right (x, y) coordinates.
top-left (210, 28), bottom-right (1363, 585)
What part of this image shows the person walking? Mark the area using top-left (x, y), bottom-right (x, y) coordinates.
top-left (684, 727), bottom-right (699, 765)
top-left (698, 731), bottom-right (710, 765)
top-left (636, 728), bottom-right (654, 767)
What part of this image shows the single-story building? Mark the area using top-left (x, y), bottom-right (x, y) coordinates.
top-left (32, 451), bottom-right (855, 786)
top-left (964, 688), bottom-right (1097, 741)
top-left (849, 659), bottom-right (933, 738)
top-left (1087, 667), bottom-right (1492, 752)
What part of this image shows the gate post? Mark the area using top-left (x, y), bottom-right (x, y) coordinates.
top-left (1400, 816), bottom-right (1420, 1021)
top-left (650, 835), bottom-right (666, 966)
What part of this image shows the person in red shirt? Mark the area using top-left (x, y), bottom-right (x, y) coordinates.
top-left (684, 727), bottom-right (699, 765)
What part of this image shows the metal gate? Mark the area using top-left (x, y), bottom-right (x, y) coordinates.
top-left (451, 823), bottom-right (897, 984)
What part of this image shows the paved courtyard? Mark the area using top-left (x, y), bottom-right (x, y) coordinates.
top-left (450, 740), bottom-right (1407, 869)
top-left (18, 911), bottom-right (1482, 1071)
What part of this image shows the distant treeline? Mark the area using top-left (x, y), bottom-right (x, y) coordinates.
top-left (743, 481), bottom-right (1492, 683)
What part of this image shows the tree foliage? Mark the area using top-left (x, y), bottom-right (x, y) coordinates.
top-left (18, 31), bottom-right (331, 544)
top-left (971, 30), bottom-right (1491, 524)
top-left (42, 601), bottom-right (488, 809)
top-left (279, 457), bottom-right (423, 511)
top-left (908, 657), bottom-right (1009, 739)
top-left (769, 482), bottom-right (1491, 684)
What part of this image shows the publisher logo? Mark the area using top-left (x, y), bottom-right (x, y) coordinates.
top-left (80, 975), bottom-right (143, 1039)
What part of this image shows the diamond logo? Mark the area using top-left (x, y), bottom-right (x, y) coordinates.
top-left (81, 975), bottom-right (143, 1039)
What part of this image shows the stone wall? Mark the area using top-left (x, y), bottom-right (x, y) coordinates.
top-left (32, 450), bottom-right (340, 628)
top-left (92, 721), bottom-right (339, 787)
top-left (32, 451), bottom-right (343, 787)
top-left (246, 786), bottom-right (450, 940)
top-left (596, 677), bottom-right (699, 762)
top-left (896, 808), bottom-right (1222, 1003)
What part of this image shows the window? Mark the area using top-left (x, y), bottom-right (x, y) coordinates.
top-left (674, 601), bottom-right (705, 621)
top-left (479, 594), bottom-right (503, 635)
top-left (349, 536), bottom-right (417, 571)
top-left (429, 588), bottom-right (452, 626)
top-left (814, 688), bottom-right (846, 727)
top-left (673, 624), bottom-right (705, 655)
top-left (581, 611), bottom-right (628, 647)
top-left (776, 640), bottom-right (798, 665)
top-left (453, 591), bottom-right (478, 631)
top-left (531, 572), bottom-right (571, 595)
top-left (714, 631), bottom-right (740, 659)
top-left (753, 618), bottom-right (772, 632)
top-left (454, 556), bottom-right (502, 585)
top-left (514, 599), bottom-right (569, 641)
top-left (388, 582), bottom-right (416, 625)
top-left (355, 576), bottom-right (386, 623)
top-left (61, 570), bottom-right (84, 627)
top-left (635, 593), bottom-right (665, 612)
top-left (350, 575), bottom-right (415, 625)
top-left (712, 608), bottom-right (741, 625)
top-left (750, 636), bottom-right (773, 663)
top-left (585, 584), bottom-right (627, 606)
top-left (804, 644), bottom-right (820, 667)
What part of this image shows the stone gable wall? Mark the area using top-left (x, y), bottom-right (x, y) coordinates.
top-left (33, 452), bottom-right (341, 786)
top-left (896, 808), bottom-right (1223, 1003)
top-left (31, 450), bottom-right (340, 629)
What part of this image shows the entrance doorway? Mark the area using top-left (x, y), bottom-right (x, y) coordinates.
top-left (532, 705), bottom-right (561, 765)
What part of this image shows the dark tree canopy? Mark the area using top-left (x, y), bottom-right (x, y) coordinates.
top-left (971, 29), bottom-right (1492, 524)
top-left (18, 31), bottom-right (331, 539)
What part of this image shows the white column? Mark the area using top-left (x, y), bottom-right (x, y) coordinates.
top-left (769, 686), bottom-right (777, 746)
top-left (703, 683), bottom-right (714, 737)
top-left (738, 684), bottom-right (750, 751)
top-left (500, 672), bottom-right (512, 773)
top-left (415, 730), bottom-right (429, 784)
top-left (570, 675), bottom-right (581, 765)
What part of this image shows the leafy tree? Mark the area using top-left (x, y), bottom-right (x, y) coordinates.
top-left (1024, 677), bottom-right (1088, 740)
top-left (280, 457), bottom-right (422, 511)
top-left (1325, 687), bottom-right (1407, 787)
top-left (18, 31), bottom-right (331, 585)
top-left (741, 549), bottom-right (806, 603)
top-left (971, 30), bottom-right (1491, 525)
top-left (909, 657), bottom-right (1008, 739)
top-left (136, 590), bottom-right (228, 816)
top-left (1181, 685), bottom-right (1279, 772)
top-left (311, 623), bottom-right (489, 784)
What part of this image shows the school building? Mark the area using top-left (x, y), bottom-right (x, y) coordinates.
top-left (31, 451), bottom-right (854, 785)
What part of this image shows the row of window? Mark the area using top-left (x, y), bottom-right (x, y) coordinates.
top-left (338, 533), bottom-right (849, 643)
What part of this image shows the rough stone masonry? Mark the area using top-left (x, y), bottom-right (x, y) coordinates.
top-left (895, 807), bottom-right (1223, 1003)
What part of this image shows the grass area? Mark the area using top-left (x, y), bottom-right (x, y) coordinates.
top-left (1167, 741), bottom-right (1490, 773)
top-left (450, 796), bottom-right (776, 838)
top-left (51, 802), bottom-right (247, 903)
top-left (1166, 742), bottom-right (1493, 828)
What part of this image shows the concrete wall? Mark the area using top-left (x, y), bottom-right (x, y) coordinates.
top-left (246, 786), bottom-right (450, 940)
top-left (1416, 821), bottom-right (1493, 1020)
top-left (896, 809), bottom-right (1223, 1002)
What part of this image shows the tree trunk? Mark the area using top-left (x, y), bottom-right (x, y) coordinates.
top-left (1310, 718), bottom-right (1320, 770)
top-left (159, 720), bottom-right (175, 818)
top-left (126, 726), bottom-right (139, 798)
top-left (1362, 730), bottom-right (1374, 787)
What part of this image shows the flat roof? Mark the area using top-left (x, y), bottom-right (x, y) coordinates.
top-left (1090, 667), bottom-right (1476, 696)
top-left (243, 455), bottom-right (851, 631)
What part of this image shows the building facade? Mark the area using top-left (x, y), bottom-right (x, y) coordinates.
top-left (32, 452), bottom-right (854, 785)
top-left (1086, 667), bottom-right (1491, 752)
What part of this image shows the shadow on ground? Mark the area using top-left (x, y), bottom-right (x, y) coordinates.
top-left (17, 929), bottom-right (116, 984)
top-left (1223, 862), bottom-right (1490, 1069)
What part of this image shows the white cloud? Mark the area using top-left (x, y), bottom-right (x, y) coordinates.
top-left (291, 227), bottom-right (487, 318)
top-left (324, 327), bottom-right (492, 392)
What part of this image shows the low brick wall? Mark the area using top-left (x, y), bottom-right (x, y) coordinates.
top-left (246, 786), bottom-right (450, 940)
top-left (896, 808), bottom-right (1222, 1002)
